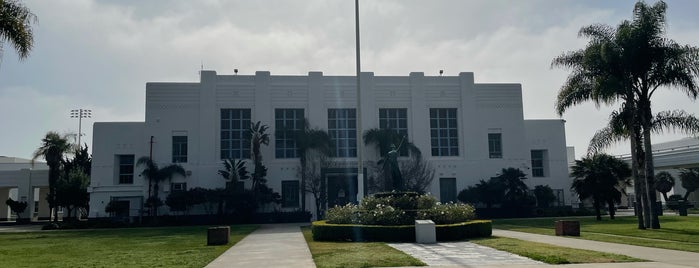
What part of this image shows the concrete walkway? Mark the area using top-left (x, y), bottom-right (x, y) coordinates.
top-left (205, 223), bottom-right (315, 268)
top-left (493, 229), bottom-right (699, 268)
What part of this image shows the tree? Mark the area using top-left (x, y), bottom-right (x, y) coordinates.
top-left (5, 198), bottom-right (27, 221)
top-left (399, 155), bottom-right (435, 193)
top-left (533, 185), bottom-right (557, 208)
top-left (553, 1), bottom-right (699, 229)
top-left (457, 179), bottom-right (505, 209)
top-left (0, 0), bottom-right (37, 60)
top-left (248, 121), bottom-right (269, 194)
top-left (136, 156), bottom-right (186, 217)
top-left (32, 131), bottom-right (72, 222)
top-left (299, 151), bottom-right (328, 219)
top-left (218, 158), bottom-right (249, 192)
top-left (290, 120), bottom-right (331, 212)
top-left (571, 154), bottom-right (631, 220)
top-left (494, 168), bottom-right (529, 207)
top-left (55, 168), bottom-right (89, 220)
top-left (679, 168), bottom-right (699, 200)
top-left (364, 128), bottom-right (421, 191)
top-left (654, 171), bottom-right (675, 202)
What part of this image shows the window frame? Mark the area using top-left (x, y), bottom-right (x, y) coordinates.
top-left (117, 154), bottom-right (135, 184)
top-left (328, 108), bottom-right (357, 158)
top-left (275, 108), bottom-right (305, 159)
top-left (172, 135), bottom-right (188, 163)
top-left (220, 108), bottom-right (252, 159)
top-left (429, 108), bottom-right (459, 157)
top-left (488, 133), bottom-right (502, 159)
top-left (379, 108), bottom-right (409, 157)
top-left (531, 150), bottom-right (547, 177)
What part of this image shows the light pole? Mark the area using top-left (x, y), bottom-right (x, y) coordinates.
top-left (70, 109), bottom-right (92, 147)
top-left (355, 0), bottom-right (364, 201)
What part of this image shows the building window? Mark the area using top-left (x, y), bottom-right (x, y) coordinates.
top-left (275, 109), bottom-right (304, 158)
top-left (172, 136), bottom-right (188, 163)
top-left (171, 182), bottom-right (187, 192)
top-left (488, 133), bottom-right (502, 159)
top-left (429, 108), bottom-right (459, 156)
top-left (328, 109), bottom-right (357, 157)
top-left (379, 108), bottom-right (409, 156)
top-left (531, 150), bottom-right (547, 177)
top-left (221, 109), bottom-right (251, 159)
top-left (282, 180), bottom-right (300, 208)
top-left (117, 155), bottom-right (135, 184)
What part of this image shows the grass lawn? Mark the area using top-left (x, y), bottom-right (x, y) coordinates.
top-left (493, 216), bottom-right (699, 252)
top-left (0, 225), bottom-right (257, 268)
top-left (470, 236), bottom-right (643, 264)
top-left (301, 227), bottom-right (425, 268)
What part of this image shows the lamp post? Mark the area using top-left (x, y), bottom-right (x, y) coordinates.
top-left (355, 0), bottom-right (364, 201)
top-left (70, 109), bottom-right (92, 147)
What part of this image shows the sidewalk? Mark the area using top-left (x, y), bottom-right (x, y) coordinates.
top-left (205, 223), bottom-right (315, 268)
top-left (493, 229), bottom-right (699, 268)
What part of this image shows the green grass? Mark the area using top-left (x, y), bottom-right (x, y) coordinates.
top-left (470, 236), bottom-right (643, 264)
top-left (0, 225), bottom-right (258, 268)
top-left (301, 227), bottom-right (425, 268)
top-left (493, 216), bottom-right (699, 252)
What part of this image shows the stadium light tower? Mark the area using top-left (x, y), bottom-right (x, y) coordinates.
top-left (70, 109), bottom-right (92, 146)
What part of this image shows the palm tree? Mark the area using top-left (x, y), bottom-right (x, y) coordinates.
top-left (218, 158), bottom-right (250, 192)
top-left (679, 168), bottom-right (699, 200)
top-left (291, 120), bottom-right (331, 213)
top-left (0, 0), bottom-right (37, 60)
top-left (248, 121), bottom-right (270, 194)
top-left (654, 171), bottom-right (675, 202)
top-left (493, 168), bottom-right (529, 207)
top-left (553, 1), bottom-right (699, 229)
top-left (32, 131), bottom-right (72, 222)
top-left (136, 156), bottom-right (186, 217)
top-left (571, 154), bottom-right (631, 220)
top-left (364, 128), bottom-right (421, 191)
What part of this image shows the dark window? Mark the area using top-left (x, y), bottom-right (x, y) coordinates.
top-left (430, 108), bottom-right (459, 156)
top-left (488, 133), bottom-right (502, 159)
top-left (221, 109), bottom-right (251, 159)
top-left (328, 108), bottom-right (357, 157)
top-left (171, 182), bottom-right (187, 192)
top-left (282, 180), bottom-right (300, 208)
top-left (275, 109), bottom-right (304, 158)
top-left (379, 108), bottom-right (409, 156)
top-left (118, 155), bottom-right (135, 184)
top-left (172, 136), bottom-right (188, 163)
top-left (531, 150), bottom-right (547, 177)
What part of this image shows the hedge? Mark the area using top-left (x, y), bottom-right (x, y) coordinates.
top-left (311, 220), bottom-right (491, 242)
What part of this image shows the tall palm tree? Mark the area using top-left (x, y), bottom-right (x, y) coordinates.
top-left (248, 121), bottom-right (270, 193)
top-left (493, 168), bottom-right (529, 207)
top-left (553, 1), bottom-right (699, 229)
top-left (654, 171), bottom-right (675, 202)
top-left (291, 119), bottom-right (331, 213)
top-left (136, 156), bottom-right (186, 217)
top-left (571, 154), bottom-right (632, 220)
top-left (32, 131), bottom-right (72, 222)
top-left (0, 0), bottom-right (36, 60)
top-left (364, 128), bottom-right (421, 191)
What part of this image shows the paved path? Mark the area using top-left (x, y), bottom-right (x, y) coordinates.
top-left (389, 241), bottom-right (543, 266)
top-left (205, 223), bottom-right (315, 268)
top-left (493, 229), bottom-right (699, 268)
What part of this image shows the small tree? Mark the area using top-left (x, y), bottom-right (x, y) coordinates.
top-left (55, 168), bottom-right (90, 219)
top-left (494, 168), bottom-right (529, 208)
top-left (300, 152), bottom-right (328, 219)
top-left (680, 168), bottom-right (699, 200)
top-left (533, 185), bottom-right (557, 208)
top-left (457, 179), bottom-right (505, 208)
top-left (654, 171), bottom-right (675, 201)
top-left (399, 155), bottom-right (435, 194)
top-left (5, 198), bottom-right (27, 221)
top-left (165, 191), bottom-right (190, 215)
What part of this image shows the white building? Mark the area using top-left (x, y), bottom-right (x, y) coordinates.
top-left (0, 156), bottom-right (52, 221)
top-left (88, 70), bottom-right (572, 218)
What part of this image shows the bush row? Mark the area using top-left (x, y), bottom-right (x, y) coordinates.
top-left (311, 220), bottom-right (492, 242)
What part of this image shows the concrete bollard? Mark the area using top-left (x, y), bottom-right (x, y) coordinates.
top-left (207, 226), bottom-right (230, 245)
top-left (415, 220), bottom-right (436, 243)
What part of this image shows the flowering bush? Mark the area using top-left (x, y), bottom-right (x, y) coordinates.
top-left (417, 202), bottom-right (476, 224)
top-left (325, 192), bottom-right (476, 225)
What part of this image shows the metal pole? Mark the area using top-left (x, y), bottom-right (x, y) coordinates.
top-left (78, 109), bottom-right (82, 146)
top-left (355, 0), bottom-right (364, 201)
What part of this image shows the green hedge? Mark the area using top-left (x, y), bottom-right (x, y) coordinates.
top-left (312, 220), bottom-right (491, 242)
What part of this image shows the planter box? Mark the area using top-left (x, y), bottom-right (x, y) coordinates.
top-left (555, 220), bottom-right (580, 236)
top-left (415, 220), bottom-right (436, 244)
top-left (207, 226), bottom-right (230, 245)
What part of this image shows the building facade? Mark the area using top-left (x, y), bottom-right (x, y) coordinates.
top-left (88, 70), bottom-right (572, 218)
top-left (0, 156), bottom-right (52, 221)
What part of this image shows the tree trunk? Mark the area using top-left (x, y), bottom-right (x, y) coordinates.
top-left (628, 119), bottom-right (645, 229)
top-left (640, 101), bottom-right (660, 229)
top-left (608, 200), bottom-right (615, 220)
top-left (594, 199), bottom-right (602, 221)
top-left (300, 156), bottom-right (307, 213)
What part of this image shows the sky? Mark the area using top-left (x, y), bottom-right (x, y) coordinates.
top-left (1, 0), bottom-right (698, 160)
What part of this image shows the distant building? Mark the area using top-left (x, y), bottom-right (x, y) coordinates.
top-left (88, 71), bottom-right (573, 218)
top-left (0, 156), bottom-right (52, 221)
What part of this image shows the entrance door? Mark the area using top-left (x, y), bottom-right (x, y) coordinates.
top-left (327, 174), bottom-right (358, 207)
top-left (440, 178), bottom-right (457, 203)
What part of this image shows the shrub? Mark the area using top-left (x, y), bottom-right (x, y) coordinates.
top-left (311, 220), bottom-right (492, 242)
top-left (325, 203), bottom-right (358, 224)
top-left (417, 202), bottom-right (476, 224)
top-left (358, 204), bottom-right (412, 225)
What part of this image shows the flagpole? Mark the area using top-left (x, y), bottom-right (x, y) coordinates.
top-left (355, 0), bottom-right (364, 201)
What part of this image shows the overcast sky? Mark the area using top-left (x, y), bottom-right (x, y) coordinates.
top-left (1, 0), bottom-right (698, 160)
